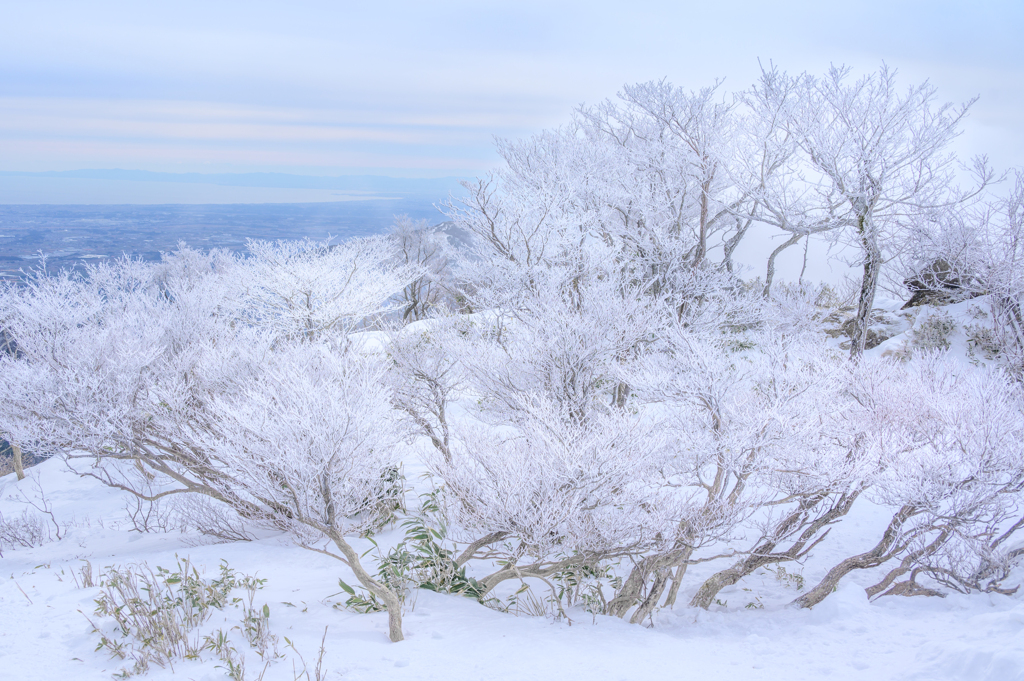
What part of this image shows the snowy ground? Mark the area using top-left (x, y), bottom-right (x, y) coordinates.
top-left (2, 456), bottom-right (1022, 681)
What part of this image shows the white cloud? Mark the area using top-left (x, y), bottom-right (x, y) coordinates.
top-left (0, 0), bottom-right (1020, 174)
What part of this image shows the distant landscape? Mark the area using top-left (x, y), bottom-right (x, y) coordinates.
top-left (0, 170), bottom-right (464, 280)
top-left (0, 201), bottom-right (447, 281)
top-left (0, 169), bottom-right (466, 202)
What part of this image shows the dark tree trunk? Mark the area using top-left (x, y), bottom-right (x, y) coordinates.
top-left (762, 232), bottom-right (803, 298)
top-left (12, 443), bottom-right (24, 481)
top-left (793, 504), bottom-right (918, 609)
top-left (851, 211), bottom-right (881, 358)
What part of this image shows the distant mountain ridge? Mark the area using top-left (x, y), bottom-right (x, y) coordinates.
top-left (0, 170), bottom-right (466, 196)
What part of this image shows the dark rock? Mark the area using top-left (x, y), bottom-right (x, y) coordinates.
top-left (837, 319), bottom-right (884, 349)
top-left (828, 308), bottom-right (910, 350)
top-left (0, 439), bottom-right (49, 469)
top-left (902, 259), bottom-right (977, 309)
top-left (0, 328), bottom-right (20, 358)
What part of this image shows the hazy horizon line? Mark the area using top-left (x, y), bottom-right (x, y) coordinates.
top-left (0, 170), bottom-right (470, 205)
top-left (0, 168), bottom-right (468, 184)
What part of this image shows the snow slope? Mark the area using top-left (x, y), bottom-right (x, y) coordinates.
top-left (3, 298), bottom-right (1023, 681)
top-left (2, 452), bottom-right (1022, 681)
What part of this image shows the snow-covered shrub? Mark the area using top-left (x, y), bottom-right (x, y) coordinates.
top-left (767, 281), bottom-right (847, 339)
top-left (906, 171), bottom-right (1024, 373)
top-left (0, 240), bottom-right (416, 642)
top-left (118, 476), bottom-right (257, 544)
top-left (391, 265), bottom-right (685, 607)
top-left (229, 236), bottom-right (417, 339)
top-left (919, 527), bottom-right (1024, 596)
top-left (0, 473), bottom-right (68, 555)
top-left (976, 174), bottom-right (1024, 373)
top-left (431, 396), bottom-right (673, 595)
top-left (409, 303), bottom-right (675, 600)
top-left (965, 322), bottom-right (1002, 359)
top-left (617, 326), bottom-right (862, 619)
top-left (170, 494), bottom-right (256, 545)
top-left (795, 356), bottom-right (1024, 606)
top-left (909, 309), bottom-right (958, 351)
top-left (0, 508), bottom-right (52, 554)
top-left (390, 215), bottom-right (459, 322)
top-left (122, 495), bottom-right (179, 535)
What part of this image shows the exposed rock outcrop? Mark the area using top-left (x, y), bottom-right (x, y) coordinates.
top-left (902, 259), bottom-right (978, 309)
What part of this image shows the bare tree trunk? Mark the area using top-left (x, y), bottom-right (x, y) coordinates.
top-left (722, 216), bottom-right (754, 273)
top-left (329, 530), bottom-right (404, 642)
top-left (689, 564), bottom-right (749, 609)
top-left (12, 443), bottom-right (24, 481)
top-left (630, 567), bottom-right (672, 624)
top-left (798, 234), bottom-right (810, 286)
top-left (792, 504), bottom-right (918, 609)
top-left (694, 180), bottom-right (711, 265)
top-left (606, 553), bottom-right (672, 618)
top-left (662, 550), bottom-right (694, 607)
top-left (606, 546), bottom-right (690, 618)
top-left (454, 531), bottom-right (508, 568)
top-left (689, 492), bottom-right (860, 609)
top-left (606, 562), bottom-right (647, 618)
top-left (871, 568), bottom-right (946, 599)
top-left (762, 233), bottom-right (803, 297)
top-left (613, 381), bottom-right (631, 409)
top-left (865, 529), bottom-right (950, 599)
top-left (475, 554), bottom-right (607, 602)
top-left (851, 212), bottom-right (882, 358)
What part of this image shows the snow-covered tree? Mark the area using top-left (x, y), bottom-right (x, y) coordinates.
top-left (184, 336), bottom-right (409, 640)
top-left (232, 236), bottom-right (417, 340)
top-left (603, 320), bottom-right (863, 620)
top-left (391, 266), bottom-right (676, 595)
top-left (445, 79), bottom-right (776, 320)
top-left (429, 394), bottom-right (676, 600)
top-left (389, 216), bottom-right (459, 322)
top-left (909, 170), bottom-right (1024, 371)
top-left (577, 79), bottom-right (740, 271)
top-left (0, 240), bottom-right (416, 642)
top-left (752, 65), bottom-right (988, 356)
top-left (795, 356), bottom-right (1024, 607)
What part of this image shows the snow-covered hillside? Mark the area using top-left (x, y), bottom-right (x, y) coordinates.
top-left (4, 68), bottom-right (1024, 681)
top-left (2, 439), bottom-right (1023, 681)
top-left (3, 291), bottom-right (1024, 680)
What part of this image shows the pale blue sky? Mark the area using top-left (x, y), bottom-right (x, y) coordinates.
top-left (2, 0), bottom-right (1021, 178)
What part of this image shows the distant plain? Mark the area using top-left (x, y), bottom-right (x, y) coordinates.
top-left (0, 172), bottom-right (460, 281)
